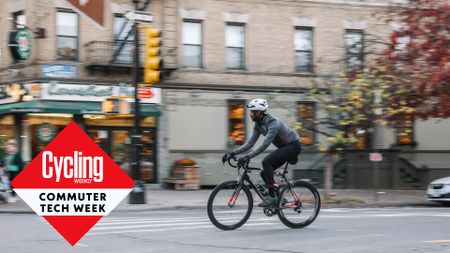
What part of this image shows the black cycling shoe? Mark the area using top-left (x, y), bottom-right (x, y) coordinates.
top-left (258, 196), bottom-right (276, 207)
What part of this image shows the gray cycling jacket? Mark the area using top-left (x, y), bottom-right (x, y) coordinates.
top-left (232, 114), bottom-right (299, 158)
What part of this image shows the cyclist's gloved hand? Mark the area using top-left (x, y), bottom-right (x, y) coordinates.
top-left (237, 156), bottom-right (250, 167)
top-left (222, 152), bottom-right (234, 164)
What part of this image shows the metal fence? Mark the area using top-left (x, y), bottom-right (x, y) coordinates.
top-left (293, 149), bottom-right (450, 190)
top-left (85, 40), bottom-right (144, 66)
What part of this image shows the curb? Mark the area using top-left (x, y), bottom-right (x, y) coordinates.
top-left (0, 201), bottom-right (444, 214)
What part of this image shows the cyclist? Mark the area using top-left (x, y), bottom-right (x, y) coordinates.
top-left (222, 98), bottom-right (301, 207)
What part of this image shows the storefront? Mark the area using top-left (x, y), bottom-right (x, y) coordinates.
top-left (0, 81), bottom-right (161, 183)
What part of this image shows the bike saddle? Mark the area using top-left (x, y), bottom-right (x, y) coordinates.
top-left (288, 157), bottom-right (298, 165)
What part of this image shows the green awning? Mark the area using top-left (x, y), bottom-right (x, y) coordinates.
top-left (0, 101), bottom-right (161, 116)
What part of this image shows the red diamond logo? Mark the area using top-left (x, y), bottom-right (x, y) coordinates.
top-left (11, 121), bottom-right (135, 246)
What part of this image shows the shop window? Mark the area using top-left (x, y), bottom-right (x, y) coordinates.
top-left (139, 130), bottom-right (156, 181)
top-left (396, 117), bottom-right (415, 145)
top-left (25, 114), bottom-right (73, 158)
top-left (0, 116), bottom-right (15, 159)
top-left (297, 102), bottom-right (315, 145)
top-left (228, 100), bottom-right (246, 146)
top-left (84, 116), bottom-right (157, 183)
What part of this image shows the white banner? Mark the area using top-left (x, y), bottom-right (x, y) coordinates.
top-left (15, 188), bottom-right (132, 216)
top-left (39, 83), bottom-right (161, 104)
top-left (1, 83), bottom-right (161, 105)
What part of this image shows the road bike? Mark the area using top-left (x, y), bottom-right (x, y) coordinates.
top-left (207, 156), bottom-right (321, 230)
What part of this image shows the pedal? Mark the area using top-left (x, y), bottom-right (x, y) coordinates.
top-left (263, 207), bottom-right (277, 216)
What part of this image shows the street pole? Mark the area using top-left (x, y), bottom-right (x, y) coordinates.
top-left (373, 90), bottom-right (382, 202)
top-left (129, 0), bottom-right (146, 204)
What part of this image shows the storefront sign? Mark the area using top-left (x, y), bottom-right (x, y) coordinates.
top-left (9, 28), bottom-right (32, 60)
top-left (11, 122), bottom-right (134, 246)
top-left (0, 83), bottom-right (31, 103)
top-left (41, 64), bottom-right (78, 79)
top-left (47, 82), bottom-right (113, 97)
top-left (138, 87), bottom-right (153, 99)
top-left (0, 82), bottom-right (161, 104)
top-left (41, 82), bottom-right (161, 104)
top-left (36, 123), bottom-right (57, 142)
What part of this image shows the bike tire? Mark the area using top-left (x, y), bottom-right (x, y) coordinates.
top-left (207, 180), bottom-right (253, 230)
top-left (277, 180), bottom-right (321, 229)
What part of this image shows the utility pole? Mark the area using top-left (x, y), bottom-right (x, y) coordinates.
top-left (129, 0), bottom-right (145, 204)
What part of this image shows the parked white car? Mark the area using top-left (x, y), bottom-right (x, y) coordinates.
top-left (427, 177), bottom-right (450, 204)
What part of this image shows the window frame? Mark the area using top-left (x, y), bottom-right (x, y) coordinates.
top-left (225, 22), bottom-right (246, 70)
top-left (56, 9), bottom-right (79, 61)
top-left (227, 99), bottom-right (247, 147)
top-left (345, 29), bottom-right (364, 71)
top-left (182, 19), bottom-right (203, 68)
top-left (296, 101), bottom-right (316, 146)
top-left (294, 27), bottom-right (314, 73)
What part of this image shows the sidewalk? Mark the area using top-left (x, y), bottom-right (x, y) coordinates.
top-left (0, 185), bottom-right (442, 214)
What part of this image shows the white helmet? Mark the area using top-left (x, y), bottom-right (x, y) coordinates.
top-left (247, 99), bottom-right (269, 111)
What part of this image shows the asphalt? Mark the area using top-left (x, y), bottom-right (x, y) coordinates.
top-left (0, 184), bottom-right (444, 214)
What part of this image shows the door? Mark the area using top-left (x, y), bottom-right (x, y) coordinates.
top-left (87, 127), bottom-right (157, 183)
top-left (87, 129), bottom-right (110, 155)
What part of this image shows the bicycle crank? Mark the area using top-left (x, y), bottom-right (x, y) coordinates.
top-left (263, 207), bottom-right (277, 216)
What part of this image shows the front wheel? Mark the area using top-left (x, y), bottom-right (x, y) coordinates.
top-left (207, 180), bottom-right (253, 230)
top-left (277, 180), bottom-right (321, 229)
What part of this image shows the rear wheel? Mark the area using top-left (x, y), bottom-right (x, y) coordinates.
top-left (207, 180), bottom-right (253, 230)
top-left (277, 180), bottom-right (321, 229)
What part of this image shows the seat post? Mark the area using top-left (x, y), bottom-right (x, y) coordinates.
top-left (283, 162), bottom-right (289, 175)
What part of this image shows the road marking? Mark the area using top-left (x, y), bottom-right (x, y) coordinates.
top-left (99, 217), bottom-right (209, 224)
top-left (87, 222), bottom-right (279, 236)
top-left (94, 217), bottom-right (277, 231)
top-left (423, 240), bottom-right (450, 243)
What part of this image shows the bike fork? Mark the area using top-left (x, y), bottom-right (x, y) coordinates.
top-left (228, 182), bottom-right (243, 207)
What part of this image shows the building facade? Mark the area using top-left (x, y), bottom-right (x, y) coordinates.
top-left (0, 0), bottom-right (449, 188)
top-left (0, 0), bottom-right (162, 183)
top-left (160, 0), bottom-right (450, 187)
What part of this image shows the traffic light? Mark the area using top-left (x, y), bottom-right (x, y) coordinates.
top-left (143, 25), bottom-right (161, 85)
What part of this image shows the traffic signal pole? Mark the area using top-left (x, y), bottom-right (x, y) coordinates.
top-left (129, 0), bottom-right (146, 204)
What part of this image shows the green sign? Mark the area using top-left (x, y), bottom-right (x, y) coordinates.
top-left (9, 28), bottom-right (32, 60)
top-left (36, 123), bottom-right (56, 143)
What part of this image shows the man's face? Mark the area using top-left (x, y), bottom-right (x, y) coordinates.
top-left (250, 111), bottom-right (263, 122)
top-left (7, 143), bottom-right (17, 153)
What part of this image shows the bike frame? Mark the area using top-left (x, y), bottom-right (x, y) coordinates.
top-left (232, 162), bottom-right (302, 206)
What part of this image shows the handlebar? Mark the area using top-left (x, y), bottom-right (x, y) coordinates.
top-left (227, 156), bottom-right (239, 168)
top-left (226, 156), bottom-right (260, 171)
